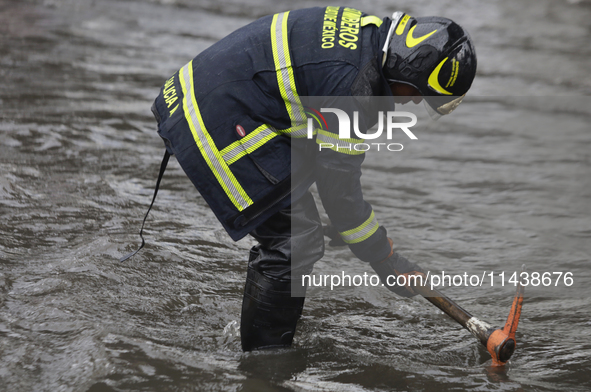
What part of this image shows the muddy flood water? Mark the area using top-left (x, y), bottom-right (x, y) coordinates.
top-left (1, 0), bottom-right (590, 391)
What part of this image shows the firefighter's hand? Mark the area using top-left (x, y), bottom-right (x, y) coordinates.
top-left (370, 250), bottom-right (425, 298)
top-left (323, 225), bottom-right (347, 247)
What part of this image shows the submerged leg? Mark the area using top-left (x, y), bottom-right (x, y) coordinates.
top-left (240, 192), bottom-right (324, 351)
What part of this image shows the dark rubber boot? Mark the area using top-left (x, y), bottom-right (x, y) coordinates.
top-left (240, 267), bottom-right (306, 351)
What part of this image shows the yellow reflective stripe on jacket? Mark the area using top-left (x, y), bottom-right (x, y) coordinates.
top-left (339, 210), bottom-right (379, 244)
top-left (179, 60), bottom-right (253, 211)
top-left (277, 123), bottom-right (308, 138)
top-left (220, 125), bottom-right (279, 165)
top-left (316, 130), bottom-right (365, 155)
top-left (360, 15), bottom-right (382, 27)
top-left (271, 12), bottom-right (307, 129)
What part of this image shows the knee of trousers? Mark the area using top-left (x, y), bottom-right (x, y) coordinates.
top-left (240, 267), bottom-right (306, 352)
top-left (247, 224), bottom-right (325, 278)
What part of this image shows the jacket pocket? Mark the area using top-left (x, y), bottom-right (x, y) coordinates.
top-left (220, 117), bottom-right (291, 185)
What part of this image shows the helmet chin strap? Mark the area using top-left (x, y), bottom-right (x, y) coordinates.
top-left (382, 12), bottom-right (406, 67)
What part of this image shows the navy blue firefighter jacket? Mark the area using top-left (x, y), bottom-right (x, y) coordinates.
top-left (152, 6), bottom-right (394, 263)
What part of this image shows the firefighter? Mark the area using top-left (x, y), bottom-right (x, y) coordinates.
top-left (145, 7), bottom-right (477, 351)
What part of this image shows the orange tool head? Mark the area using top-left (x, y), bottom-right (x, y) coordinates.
top-left (486, 269), bottom-right (525, 366)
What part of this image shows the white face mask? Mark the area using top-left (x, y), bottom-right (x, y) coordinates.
top-left (423, 94), bottom-right (465, 120)
top-left (437, 94), bottom-right (465, 115)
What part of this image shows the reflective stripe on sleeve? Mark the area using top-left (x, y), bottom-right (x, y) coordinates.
top-left (179, 60), bottom-right (253, 211)
top-left (339, 210), bottom-right (380, 244)
top-left (271, 12), bottom-right (307, 130)
top-left (316, 130), bottom-right (366, 156)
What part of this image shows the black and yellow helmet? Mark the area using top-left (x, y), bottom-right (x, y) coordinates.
top-left (382, 12), bottom-right (477, 116)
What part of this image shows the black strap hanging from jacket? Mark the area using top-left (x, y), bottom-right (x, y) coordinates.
top-left (119, 150), bottom-right (170, 262)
